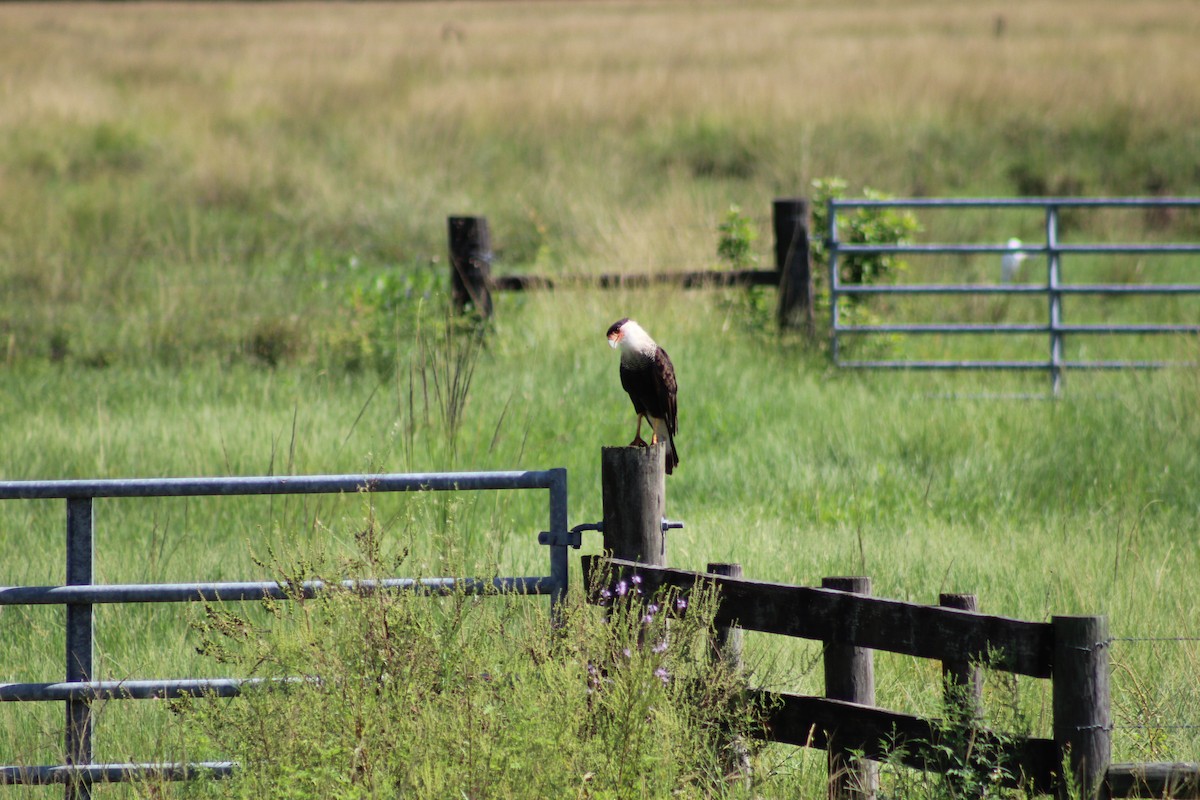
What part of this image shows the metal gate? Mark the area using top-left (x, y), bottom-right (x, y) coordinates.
top-left (828, 197), bottom-right (1200, 393)
top-left (0, 469), bottom-right (570, 797)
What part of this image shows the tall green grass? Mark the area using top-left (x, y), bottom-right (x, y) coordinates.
top-left (163, 540), bottom-right (764, 799)
top-left (2, 293), bottom-right (1198, 796)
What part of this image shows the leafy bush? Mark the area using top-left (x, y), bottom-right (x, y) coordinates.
top-left (716, 205), bottom-right (758, 270)
top-left (713, 181), bottom-right (921, 348)
top-left (329, 256), bottom-right (455, 377)
top-left (810, 177), bottom-right (921, 303)
top-left (810, 177), bottom-right (921, 357)
top-left (713, 204), bottom-right (782, 337)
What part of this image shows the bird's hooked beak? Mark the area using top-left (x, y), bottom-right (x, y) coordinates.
top-left (607, 330), bottom-right (622, 349)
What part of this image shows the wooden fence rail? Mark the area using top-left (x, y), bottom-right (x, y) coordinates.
top-left (582, 556), bottom-right (1199, 800)
top-left (449, 198), bottom-right (815, 333)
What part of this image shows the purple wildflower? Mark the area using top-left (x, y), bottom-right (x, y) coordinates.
top-left (587, 663), bottom-right (601, 692)
top-left (654, 667), bottom-right (670, 685)
top-left (674, 597), bottom-right (688, 612)
top-left (615, 580), bottom-right (629, 597)
top-left (652, 639), bottom-right (669, 654)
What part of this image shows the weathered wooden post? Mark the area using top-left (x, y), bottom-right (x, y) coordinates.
top-left (707, 563), bottom-right (743, 664)
top-left (940, 592), bottom-right (985, 799)
top-left (601, 445), bottom-right (666, 565)
top-left (822, 576), bottom-right (877, 800)
top-left (939, 593), bottom-right (984, 719)
top-left (774, 197), bottom-right (816, 337)
top-left (708, 562), bottom-right (750, 785)
top-left (1052, 615), bottom-right (1111, 800)
top-left (448, 215), bottom-right (494, 318)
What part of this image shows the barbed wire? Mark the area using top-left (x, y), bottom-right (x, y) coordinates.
top-left (1114, 720), bottom-right (1200, 734)
top-left (1096, 637), bottom-right (1200, 735)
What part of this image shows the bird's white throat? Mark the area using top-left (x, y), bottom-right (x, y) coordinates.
top-left (616, 320), bottom-right (657, 358)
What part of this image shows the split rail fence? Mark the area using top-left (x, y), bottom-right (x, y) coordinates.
top-left (0, 470), bottom-right (570, 798)
top-left (589, 445), bottom-right (1200, 800)
top-left (2, 454), bottom-right (1197, 798)
top-left (451, 196), bottom-right (1200, 395)
top-left (448, 197), bottom-right (816, 333)
top-left (584, 555), bottom-right (1200, 800)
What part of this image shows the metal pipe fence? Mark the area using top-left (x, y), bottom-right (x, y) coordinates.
top-left (827, 197), bottom-right (1200, 394)
top-left (0, 469), bottom-right (570, 798)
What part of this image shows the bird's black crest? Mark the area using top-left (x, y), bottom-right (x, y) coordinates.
top-left (606, 318), bottom-right (630, 337)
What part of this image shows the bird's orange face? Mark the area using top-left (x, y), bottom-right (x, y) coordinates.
top-left (606, 318), bottom-right (632, 349)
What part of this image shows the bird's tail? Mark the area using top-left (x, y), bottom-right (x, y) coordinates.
top-left (650, 417), bottom-right (679, 475)
top-left (665, 434), bottom-right (679, 475)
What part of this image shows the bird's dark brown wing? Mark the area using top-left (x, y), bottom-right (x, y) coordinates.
top-left (619, 361), bottom-right (652, 416)
top-left (653, 346), bottom-right (678, 436)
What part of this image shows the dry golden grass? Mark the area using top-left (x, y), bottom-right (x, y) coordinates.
top-left (2, 0), bottom-right (1199, 355)
top-left (2, 0), bottom-right (1199, 364)
top-left (5, 1), bottom-right (1199, 188)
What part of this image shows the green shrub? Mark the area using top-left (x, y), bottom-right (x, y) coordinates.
top-left (810, 177), bottom-right (922, 357)
top-left (810, 177), bottom-right (921, 301)
top-left (330, 256), bottom-right (452, 377)
top-left (717, 205), bottom-right (758, 271)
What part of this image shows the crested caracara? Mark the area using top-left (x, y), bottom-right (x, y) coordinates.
top-left (606, 318), bottom-right (679, 474)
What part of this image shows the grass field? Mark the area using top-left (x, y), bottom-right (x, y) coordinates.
top-left (2, 2), bottom-right (1200, 797)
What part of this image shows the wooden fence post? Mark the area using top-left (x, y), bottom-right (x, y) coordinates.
top-left (708, 562), bottom-right (750, 785)
top-left (822, 576), bottom-right (878, 800)
top-left (939, 593), bottom-right (985, 799)
top-left (939, 593), bottom-right (984, 719)
top-left (708, 563), bottom-right (743, 665)
top-left (1052, 615), bottom-right (1111, 800)
top-left (601, 445), bottom-right (666, 566)
top-left (448, 215), bottom-right (494, 318)
top-left (774, 198), bottom-right (816, 337)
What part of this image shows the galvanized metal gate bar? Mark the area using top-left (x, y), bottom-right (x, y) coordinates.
top-left (1, 762), bottom-right (237, 786)
top-left (0, 469), bottom-right (571, 798)
top-left (827, 197), bottom-right (1200, 393)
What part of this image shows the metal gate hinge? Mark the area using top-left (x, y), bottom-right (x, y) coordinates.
top-left (538, 521), bottom-right (603, 550)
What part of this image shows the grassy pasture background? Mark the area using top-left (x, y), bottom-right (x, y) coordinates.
top-left (1, 0), bottom-right (1200, 795)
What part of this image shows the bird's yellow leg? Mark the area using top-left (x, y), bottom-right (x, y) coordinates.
top-left (629, 414), bottom-right (649, 447)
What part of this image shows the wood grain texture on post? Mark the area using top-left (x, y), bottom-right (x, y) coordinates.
top-left (822, 576), bottom-right (878, 800)
top-left (447, 215), bottom-right (494, 318)
top-left (774, 197), bottom-right (815, 336)
top-left (1052, 615), bottom-right (1111, 800)
top-left (709, 561), bottom-right (750, 786)
top-left (939, 592), bottom-right (984, 720)
top-left (707, 562), bottom-right (743, 667)
top-left (601, 445), bottom-right (666, 566)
